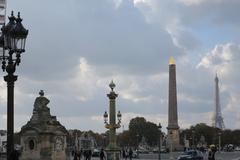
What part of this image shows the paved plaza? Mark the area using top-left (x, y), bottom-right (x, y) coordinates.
top-left (67, 152), bottom-right (240, 160)
top-left (1, 151), bottom-right (240, 160)
top-left (135, 152), bottom-right (240, 160)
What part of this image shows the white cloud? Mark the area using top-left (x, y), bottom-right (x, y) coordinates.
top-left (69, 57), bottom-right (99, 101)
top-left (178, 0), bottom-right (224, 6)
top-left (112, 0), bottom-right (123, 8)
top-left (178, 0), bottom-right (207, 6)
top-left (179, 112), bottom-right (213, 128)
top-left (197, 43), bottom-right (240, 74)
top-left (0, 81), bottom-right (7, 104)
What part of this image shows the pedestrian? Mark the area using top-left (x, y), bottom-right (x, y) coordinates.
top-left (208, 145), bottom-right (216, 160)
top-left (208, 148), bottom-right (213, 160)
top-left (12, 150), bottom-right (20, 160)
top-left (100, 148), bottom-right (105, 160)
top-left (83, 150), bottom-right (88, 160)
top-left (78, 148), bottom-right (83, 160)
top-left (122, 148), bottom-right (126, 159)
top-left (72, 150), bottom-right (75, 157)
top-left (128, 148), bottom-right (133, 160)
top-left (87, 150), bottom-right (92, 160)
top-left (73, 152), bottom-right (78, 160)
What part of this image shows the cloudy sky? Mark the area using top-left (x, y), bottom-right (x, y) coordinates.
top-left (0, 0), bottom-right (240, 133)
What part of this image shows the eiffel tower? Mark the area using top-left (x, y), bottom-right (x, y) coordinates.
top-left (212, 74), bottom-right (225, 130)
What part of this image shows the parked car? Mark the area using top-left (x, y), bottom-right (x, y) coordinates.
top-left (132, 151), bottom-right (138, 158)
top-left (223, 144), bottom-right (234, 152)
top-left (235, 146), bottom-right (240, 151)
top-left (161, 148), bottom-right (169, 153)
top-left (152, 148), bottom-right (168, 153)
top-left (138, 149), bottom-right (149, 154)
top-left (92, 149), bottom-right (100, 157)
top-left (177, 150), bottom-right (203, 160)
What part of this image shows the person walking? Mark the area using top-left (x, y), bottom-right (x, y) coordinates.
top-left (73, 150), bottom-right (78, 160)
top-left (11, 150), bottom-right (20, 160)
top-left (122, 148), bottom-right (126, 160)
top-left (208, 145), bottom-right (216, 160)
top-left (83, 150), bottom-right (88, 160)
top-left (100, 148), bottom-right (106, 160)
top-left (87, 150), bottom-right (92, 160)
top-left (128, 148), bottom-right (133, 160)
top-left (78, 148), bottom-right (83, 160)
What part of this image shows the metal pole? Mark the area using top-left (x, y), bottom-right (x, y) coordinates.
top-left (109, 98), bottom-right (116, 148)
top-left (218, 134), bottom-right (221, 152)
top-left (170, 140), bottom-right (173, 160)
top-left (158, 133), bottom-right (161, 160)
top-left (4, 73), bottom-right (17, 160)
top-left (137, 134), bottom-right (139, 159)
top-left (4, 51), bottom-right (18, 160)
top-left (193, 135), bottom-right (195, 149)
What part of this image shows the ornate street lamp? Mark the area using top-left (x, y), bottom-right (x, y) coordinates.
top-left (104, 111), bottom-right (108, 124)
top-left (103, 80), bottom-right (121, 160)
top-left (0, 11), bottom-right (28, 159)
top-left (117, 110), bottom-right (122, 124)
top-left (158, 123), bottom-right (162, 160)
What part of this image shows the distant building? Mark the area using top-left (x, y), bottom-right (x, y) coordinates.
top-left (75, 132), bottom-right (96, 152)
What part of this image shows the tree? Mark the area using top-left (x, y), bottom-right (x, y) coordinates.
top-left (117, 130), bottom-right (132, 147)
top-left (128, 117), bottom-right (160, 147)
top-left (180, 123), bottom-right (240, 147)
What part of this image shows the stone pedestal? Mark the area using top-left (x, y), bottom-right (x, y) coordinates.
top-left (105, 149), bottom-right (121, 160)
top-left (167, 129), bottom-right (182, 151)
top-left (20, 91), bottom-right (68, 160)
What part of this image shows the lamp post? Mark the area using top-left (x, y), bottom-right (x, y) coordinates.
top-left (103, 81), bottom-right (122, 160)
top-left (189, 137), bottom-right (192, 149)
top-left (192, 130), bottom-right (195, 149)
top-left (169, 131), bottom-right (173, 160)
top-left (136, 134), bottom-right (139, 159)
top-left (0, 11), bottom-right (28, 159)
top-left (158, 123), bottom-right (162, 160)
top-left (102, 133), bottom-right (107, 148)
top-left (218, 132), bottom-right (221, 152)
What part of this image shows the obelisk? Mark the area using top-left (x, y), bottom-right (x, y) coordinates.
top-left (167, 56), bottom-right (180, 151)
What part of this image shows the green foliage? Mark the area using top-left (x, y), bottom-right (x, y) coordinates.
top-left (117, 130), bottom-right (132, 147)
top-left (118, 117), bottom-right (160, 147)
top-left (180, 123), bottom-right (240, 146)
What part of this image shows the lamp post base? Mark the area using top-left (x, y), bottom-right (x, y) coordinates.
top-left (105, 149), bottom-right (121, 160)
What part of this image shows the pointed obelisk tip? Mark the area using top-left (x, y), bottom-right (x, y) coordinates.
top-left (169, 56), bottom-right (175, 65)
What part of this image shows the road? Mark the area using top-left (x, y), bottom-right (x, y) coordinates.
top-left (135, 152), bottom-right (240, 160)
top-left (137, 152), bottom-right (240, 160)
top-left (1, 151), bottom-right (240, 160)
